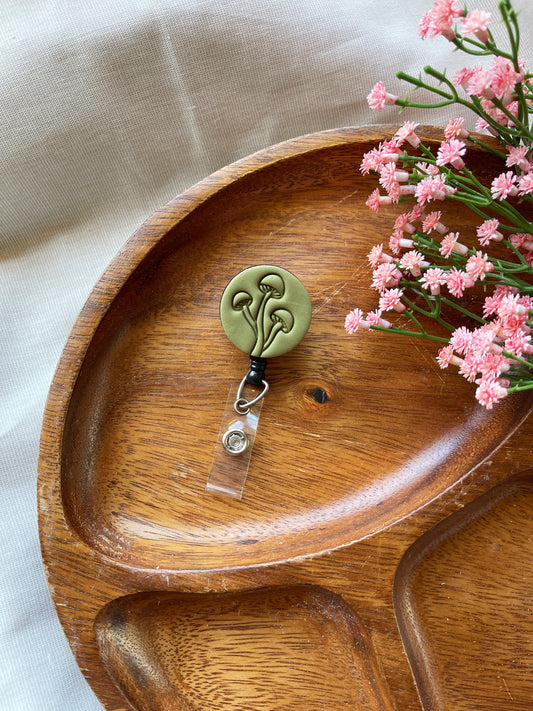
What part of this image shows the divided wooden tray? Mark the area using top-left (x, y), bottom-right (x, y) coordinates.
top-left (38, 127), bottom-right (533, 710)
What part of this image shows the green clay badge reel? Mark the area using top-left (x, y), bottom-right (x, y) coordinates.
top-left (207, 265), bottom-right (312, 499)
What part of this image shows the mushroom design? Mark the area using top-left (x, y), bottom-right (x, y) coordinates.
top-left (262, 308), bottom-right (294, 353)
top-left (231, 291), bottom-right (256, 336)
top-left (222, 265), bottom-right (310, 360)
top-left (251, 273), bottom-right (286, 356)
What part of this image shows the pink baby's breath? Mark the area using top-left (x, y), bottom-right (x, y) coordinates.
top-left (450, 327), bottom-right (473, 355)
top-left (399, 250), bottom-right (427, 277)
top-left (437, 345), bottom-right (462, 369)
top-left (446, 267), bottom-right (471, 297)
top-left (465, 251), bottom-right (494, 282)
top-left (345, 309), bottom-right (368, 334)
top-left (460, 10), bottom-right (491, 43)
top-left (491, 171), bottom-right (518, 200)
top-left (489, 56), bottom-right (521, 99)
top-left (436, 138), bottom-right (466, 169)
top-left (366, 309), bottom-right (392, 328)
top-left (414, 175), bottom-right (448, 205)
top-left (518, 172), bottom-right (533, 195)
top-left (452, 66), bottom-right (479, 89)
top-left (367, 243), bottom-right (393, 267)
top-left (366, 188), bottom-right (394, 212)
top-left (444, 117), bottom-right (469, 140)
top-left (505, 145), bottom-right (531, 171)
top-left (477, 218), bottom-right (503, 246)
top-left (475, 378), bottom-right (507, 409)
top-left (379, 288), bottom-right (406, 313)
top-left (395, 121), bottom-right (421, 148)
top-left (439, 231), bottom-right (468, 257)
top-left (371, 262), bottom-right (402, 292)
top-left (420, 267), bottom-right (447, 295)
top-left (394, 213), bottom-right (416, 235)
top-left (367, 82), bottom-right (398, 112)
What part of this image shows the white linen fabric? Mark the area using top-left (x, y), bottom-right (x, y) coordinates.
top-left (1, 1), bottom-right (532, 708)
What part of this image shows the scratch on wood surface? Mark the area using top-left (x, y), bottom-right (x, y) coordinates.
top-left (328, 188), bottom-right (359, 207)
top-left (312, 263), bottom-right (366, 315)
top-left (414, 342), bottom-right (445, 385)
top-left (268, 217), bottom-right (297, 237)
top-left (502, 676), bottom-right (514, 701)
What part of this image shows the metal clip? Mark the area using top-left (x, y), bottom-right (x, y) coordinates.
top-left (234, 376), bottom-right (269, 415)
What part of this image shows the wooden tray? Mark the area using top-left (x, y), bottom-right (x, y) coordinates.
top-left (38, 127), bottom-right (533, 710)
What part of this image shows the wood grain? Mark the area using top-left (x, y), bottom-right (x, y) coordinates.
top-left (38, 126), bottom-right (533, 710)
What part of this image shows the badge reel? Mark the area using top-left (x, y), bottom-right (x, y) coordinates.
top-left (206, 265), bottom-right (312, 499)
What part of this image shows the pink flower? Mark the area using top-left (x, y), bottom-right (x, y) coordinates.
top-left (388, 230), bottom-right (402, 255)
top-left (395, 121), bottom-right (421, 148)
top-left (460, 10), bottom-right (491, 44)
top-left (465, 251), bottom-right (494, 282)
top-left (366, 309), bottom-right (392, 328)
top-left (437, 345), bottom-right (463, 369)
top-left (505, 145), bottom-right (531, 171)
top-left (509, 232), bottom-right (528, 249)
top-left (389, 230), bottom-right (414, 254)
top-left (379, 288), bottom-right (406, 313)
top-left (436, 138), bottom-right (466, 169)
top-left (450, 327), bottom-right (473, 355)
top-left (379, 164), bottom-right (409, 195)
top-left (491, 171), bottom-right (518, 200)
top-left (394, 213), bottom-right (416, 235)
top-left (367, 82), bottom-right (398, 112)
top-left (420, 267), bottom-right (447, 294)
top-left (367, 243), bottom-right (393, 267)
top-left (475, 378), bottom-right (507, 409)
top-left (504, 331), bottom-right (533, 356)
top-left (467, 68), bottom-right (494, 98)
top-left (399, 250), bottom-right (428, 277)
top-left (431, 0), bottom-right (463, 31)
top-left (497, 294), bottom-right (529, 335)
top-left (444, 117), bottom-right (470, 140)
top-left (489, 56), bottom-right (521, 99)
top-left (459, 353), bottom-right (482, 382)
top-left (414, 175), bottom-right (451, 206)
top-left (478, 353), bottom-right (510, 380)
top-left (422, 210), bottom-right (447, 234)
top-left (360, 143), bottom-right (401, 175)
top-left (345, 308), bottom-right (370, 334)
top-left (470, 324), bottom-right (500, 357)
top-left (446, 267), bottom-right (470, 297)
top-left (440, 231), bottom-right (468, 257)
top-left (407, 204), bottom-right (424, 222)
top-left (366, 188), bottom-right (393, 212)
top-left (371, 262), bottom-right (402, 291)
top-left (518, 172), bottom-right (533, 195)
top-left (477, 218), bottom-right (503, 246)
top-left (379, 162), bottom-right (400, 193)
top-left (453, 66), bottom-right (480, 89)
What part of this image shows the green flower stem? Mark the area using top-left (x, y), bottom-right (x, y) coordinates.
top-left (466, 135), bottom-right (507, 160)
top-left (507, 383), bottom-right (533, 393)
top-left (370, 323), bottom-right (449, 343)
top-left (502, 349), bottom-right (533, 369)
top-left (395, 71), bottom-right (456, 101)
top-left (400, 293), bottom-right (456, 331)
top-left (438, 297), bottom-right (486, 324)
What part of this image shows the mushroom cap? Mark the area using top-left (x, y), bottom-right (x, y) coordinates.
top-left (232, 290), bottom-right (253, 310)
top-left (258, 273), bottom-right (285, 297)
top-left (270, 308), bottom-right (294, 333)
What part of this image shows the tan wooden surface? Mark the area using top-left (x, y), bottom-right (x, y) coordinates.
top-left (38, 127), bottom-right (533, 710)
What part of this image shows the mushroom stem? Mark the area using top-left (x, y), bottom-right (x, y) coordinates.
top-left (251, 292), bottom-right (272, 356)
top-left (262, 321), bottom-right (282, 352)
